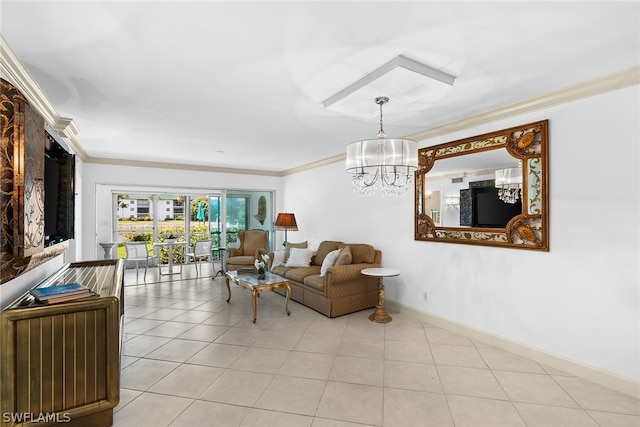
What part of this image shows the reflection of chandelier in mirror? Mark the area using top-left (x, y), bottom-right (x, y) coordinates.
top-left (445, 195), bottom-right (460, 208)
top-left (345, 97), bottom-right (418, 196)
top-left (495, 167), bottom-right (522, 204)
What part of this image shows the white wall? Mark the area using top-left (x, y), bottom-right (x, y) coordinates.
top-left (281, 85), bottom-right (640, 383)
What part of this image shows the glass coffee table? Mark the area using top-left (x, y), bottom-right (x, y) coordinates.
top-left (225, 270), bottom-right (291, 323)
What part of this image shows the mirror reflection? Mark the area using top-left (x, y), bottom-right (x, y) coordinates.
top-left (415, 120), bottom-right (548, 251)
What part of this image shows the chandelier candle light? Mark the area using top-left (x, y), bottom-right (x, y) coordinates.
top-left (495, 167), bottom-right (523, 204)
top-left (345, 97), bottom-right (418, 196)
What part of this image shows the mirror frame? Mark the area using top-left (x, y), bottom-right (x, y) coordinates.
top-left (415, 120), bottom-right (549, 251)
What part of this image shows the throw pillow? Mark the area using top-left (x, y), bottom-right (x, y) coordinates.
top-left (285, 248), bottom-right (314, 268)
top-left (334, 246), bottom-right (352, 266)
top-left (271, 250), bottom-right (285, 268)
top-left (284, 241), bottom-right (307, 263)
top-left (319, 249), bottom-right (340, 277)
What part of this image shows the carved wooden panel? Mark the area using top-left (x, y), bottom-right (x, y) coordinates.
top-left (1, 78), bottom-right (45, 283)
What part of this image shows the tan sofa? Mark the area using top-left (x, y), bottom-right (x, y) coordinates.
top-left (270, 240), bottom-right (381, 318)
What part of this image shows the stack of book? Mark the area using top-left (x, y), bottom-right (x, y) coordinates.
top-left (30, 283), bottom-right (96, 304)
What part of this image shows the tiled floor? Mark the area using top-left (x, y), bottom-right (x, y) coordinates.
top-left (115, 265), bottom-right (640, 426)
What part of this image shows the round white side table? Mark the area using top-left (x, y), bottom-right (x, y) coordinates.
top-left (361, 267), bottom-right (400, 323)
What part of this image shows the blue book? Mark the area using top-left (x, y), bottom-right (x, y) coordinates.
top-left (30, 283), bottom-right (91, 301)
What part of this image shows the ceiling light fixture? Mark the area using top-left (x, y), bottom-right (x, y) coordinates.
top-left (345, 97), bottom-right (418, 196)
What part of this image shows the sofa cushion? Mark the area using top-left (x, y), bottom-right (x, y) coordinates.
top-left (334, 246), bottom-right (353, 266)
top-left (314, 241), bottom-right (341, 266)
top-left (303, 274), bottom-right (325, 292)
top-left (340, 243), bottom-right (375, 264)
top-left (285, 241), bottom-right (307, 263)
top-left (271, 250), bottom-right (286, 268)
top-left (320, 249), bottom-right (340, 277)
top-left (285, 266), bottom-right (321, 283)
top-left (285, 248), bottom-right (314, 267)
top-left (271, 264), bottom-right (293, 277)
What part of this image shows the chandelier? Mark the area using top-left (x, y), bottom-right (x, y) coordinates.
top-left (495, 167), bottom-right (522, 204)
top-left (345, 97), bottom-right (418, 196)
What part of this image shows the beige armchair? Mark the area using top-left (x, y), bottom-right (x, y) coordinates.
top-left (226, 229), bottom-right (269, 272)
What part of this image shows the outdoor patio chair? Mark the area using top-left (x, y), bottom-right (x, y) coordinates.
top-left (124, 241), bottom-right (158, 281)
top-left (186, 239), bottom-right (214, 276)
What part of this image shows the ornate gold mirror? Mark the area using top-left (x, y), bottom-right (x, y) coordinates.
top-left (415, 120), bottom-right (548, 251)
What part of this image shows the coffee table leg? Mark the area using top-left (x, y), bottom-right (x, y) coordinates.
top-left (284, 283), bottom-right (291, 316)
top-left (225, 276), bottom-right (231, 303)
top-left (251, 288), bottom-right (258, 323)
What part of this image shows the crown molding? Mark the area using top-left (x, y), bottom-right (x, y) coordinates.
top-left (0, 35), bottom-right (88, 161)
top-left (85, 157), bottom-right (283, 177)
top-left (406, 66), bottom-right (640, 141)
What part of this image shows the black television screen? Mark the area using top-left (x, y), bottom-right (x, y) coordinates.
top-left (472, 186), bottom-right (521, 228)
top-left (44, 134), bottom-right (75, 247)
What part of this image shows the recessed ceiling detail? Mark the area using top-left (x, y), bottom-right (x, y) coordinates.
top-left (322, 55), bottom-right (456, 119)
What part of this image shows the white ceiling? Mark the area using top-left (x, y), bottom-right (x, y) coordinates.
top-left (1, 1), bottom-right (638, 173)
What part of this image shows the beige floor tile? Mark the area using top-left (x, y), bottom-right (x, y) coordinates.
top-left (144, 321), bottom-right (196, 338)
top-left (316, 381), bottom-right (383, 426)
top-left (230, 346), bottom-right (290, 374)
top-left (121, 355), bottom-right (139, 369)
top-left (199, 369), bottom-right (274, 406)
top-left (447, 395), bottom-right (526, 427)
top-left (338, 337), bottom-right (385, 359)
top-left (384, 360), bottom-right (442, 393)
top-left (514, 402), bottom-right (599, 426)
top-left (279, 351), bottom-right (336, 380)
top-left (587, 410), bottom-right (640, 426)
top-left (142, 307), bottom-right (189, 321)
top-left (383, 324), bottom-right (428, 342)
top-left (169, 400), bottom-right (250, 427)
top-left (384, 340), bottom-right (433, 364)
top-left (192, 299), bottom-right (232, 313)
top-left (140, 298), bottom-right (186, 309)
top-left (553, 375), bottom-right (640, 415)
top-left (311, 419), bottom-right (377, 427)
top-left (329, 355), bottom-right (384, 386)
top-left (148, 364), bottom-right (224, 398)
top-left (476, 346), bottom-right (546, 374)
top-left (145, 338), bottom-right (209, 362)
top-left (493, 371), bottom-right (579, 407)
top-left (270, 316), bottom-right (313, 333)
top-left (214, 327), bottom-right (264, 345)
top-left (240, 408), bottom-right (313, 427)
top-left (430, 343), bottom-right (488, 368)
top-left (344, 321), bottom-right (385, 341)
top-left (114, 388), bottom-right (142, 413)
top-left (124, 318), bottom-right (166, 335)
top-left (306, 317), bottom-right (349, 336)
top-left (383, 388), bottom-right (453, 427)
top-left (253, 329), bottom-right (303, 350)
top-left (295, 333), bottom-right (342, 354)
top-left (166, 298), bottom-right (211, 310)
top-left (256, 375), bottom-right (326, 416)
top-left (122, 334), bottom-right (172, 357)
top-left (425, 326), bottom-right (474, 346)
top-left (203, 311), bottom-right (245, 326)
top-left (120, 358), bottom-right (180, 391)
top-left (113, 392), bottom-right (192, 427)
top-left (170, 309), bottom-right (214, 323)
top-left (438, 365), bottom-right (508, 400)
top-left (125, 305), bottom-right (161, 318)
top-left (177, 324), bottom-right (229, 341)
top-left (186, 342), bottom-right (248, 368)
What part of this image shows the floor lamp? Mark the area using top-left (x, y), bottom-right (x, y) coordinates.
top-left (274, 213), bottom-right (298, 247)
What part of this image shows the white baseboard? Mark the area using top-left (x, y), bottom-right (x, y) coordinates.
top-left (386, 300), bottom-right (640, 399)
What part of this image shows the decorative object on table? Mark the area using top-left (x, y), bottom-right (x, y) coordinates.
top-left (254, 253), bottom-right (269, 279)
top-left (253, 195), bottom-right (267, 225)
top-left (345, 97), bottom-right (418, 196)
top-left (274, 213), bottom-right (298, 247)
